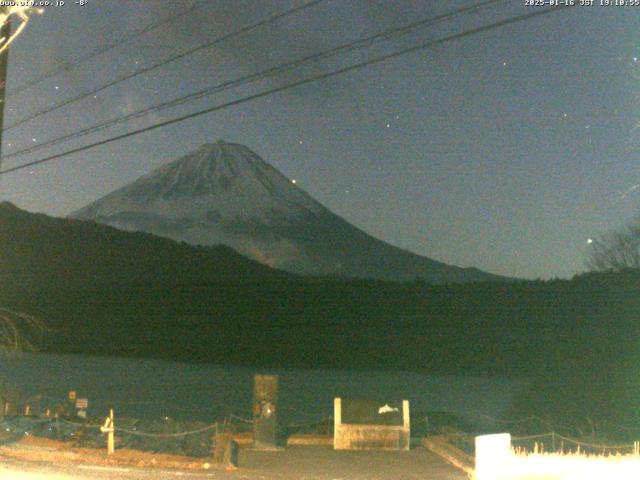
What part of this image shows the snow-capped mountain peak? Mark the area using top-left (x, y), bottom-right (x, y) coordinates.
top-left (72, 140), bottom-right (324, 226)
top-left (70, 142), bottom-right (505, 283)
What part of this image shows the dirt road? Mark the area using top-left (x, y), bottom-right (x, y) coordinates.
top-left (0, 445), bottom-right (467, 479)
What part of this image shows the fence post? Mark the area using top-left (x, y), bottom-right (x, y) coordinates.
top-left (108, 409), bottom-right (114, 454)
top-left (213, 425), bottom-right (238, 470)
top-left (100, 408), bottom-right (115, 455)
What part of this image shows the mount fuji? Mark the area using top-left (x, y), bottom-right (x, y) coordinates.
top-left (70, 141), bottom-right (505, 284)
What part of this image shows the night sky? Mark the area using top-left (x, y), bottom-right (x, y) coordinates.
top-left (1, 0), bottom-right (639, 280)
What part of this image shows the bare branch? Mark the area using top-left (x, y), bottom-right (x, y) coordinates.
top-left (0, 308), bottom-right (48, 355)
top-left (587, 216), bottom-right (640, 272)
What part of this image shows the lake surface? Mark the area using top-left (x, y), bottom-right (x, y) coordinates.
top-left (0, 352), bottom-right (528, 428)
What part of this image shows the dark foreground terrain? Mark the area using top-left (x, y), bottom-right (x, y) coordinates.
top-left (0, 438), bottom-right (465, 480)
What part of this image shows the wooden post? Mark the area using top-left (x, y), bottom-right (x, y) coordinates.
top-left (402, 400), bottom-right (410, 430)
top-left (108, 409), bottom-right (114, 454)
top-left (213, 425), bottom-right (238, 471)
top-left (333, 397), bottom-right (341, 450)
top-left (100, 408), bottom-right (115, 455)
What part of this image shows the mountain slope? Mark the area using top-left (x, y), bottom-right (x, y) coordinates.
top-left (70, 141), bottom-right (506, 284)
top-left (0, 200), bottom-right (286, 290)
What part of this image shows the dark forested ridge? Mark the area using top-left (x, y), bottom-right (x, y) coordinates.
top-left (2, 202), bottom-right (640, 431)
top-left (2, 201), bottom-right (639, 374)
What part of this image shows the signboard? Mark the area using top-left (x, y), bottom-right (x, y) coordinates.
top-left (334, 397), bottom-right (410, 450)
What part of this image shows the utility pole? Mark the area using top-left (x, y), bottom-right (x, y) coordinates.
top-left (0, 7), bottom-right (10, 176)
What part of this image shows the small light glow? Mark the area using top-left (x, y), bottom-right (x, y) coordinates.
top-left (291, 179), bottom-right (297, 184)
top-left (587, 238), bottom-right (593, 244)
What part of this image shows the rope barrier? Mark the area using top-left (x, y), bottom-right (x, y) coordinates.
top-left (56, 415), bottom-right (221, 438)
top-left (511, 433), bottom-right (555, 442)
top-left (553, 433), bottom-right (635, 451)
top-left (511, 432), bottom-right (636, 452)
top-left (114, 422), bottom-right (219, 438)
top-left (57, 417), bottom-right (102, 428)
top-left (477, 413), bottom-right (540, 425)
top-left (7, 394), bottom-right (639, 455)
top-left (468, 413), bottom-right (624, 439)
top-left (228, 414), bottom-right (253, 424)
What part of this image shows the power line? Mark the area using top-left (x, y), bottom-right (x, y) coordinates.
top-left (3, 0), bottom-right (512, 160)
top-left (0, 5), bottom-right (572, 177)
top-left (2, 0), bottom-right (325, 132)
top-left (5, 0), bottom-right (213, 99)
